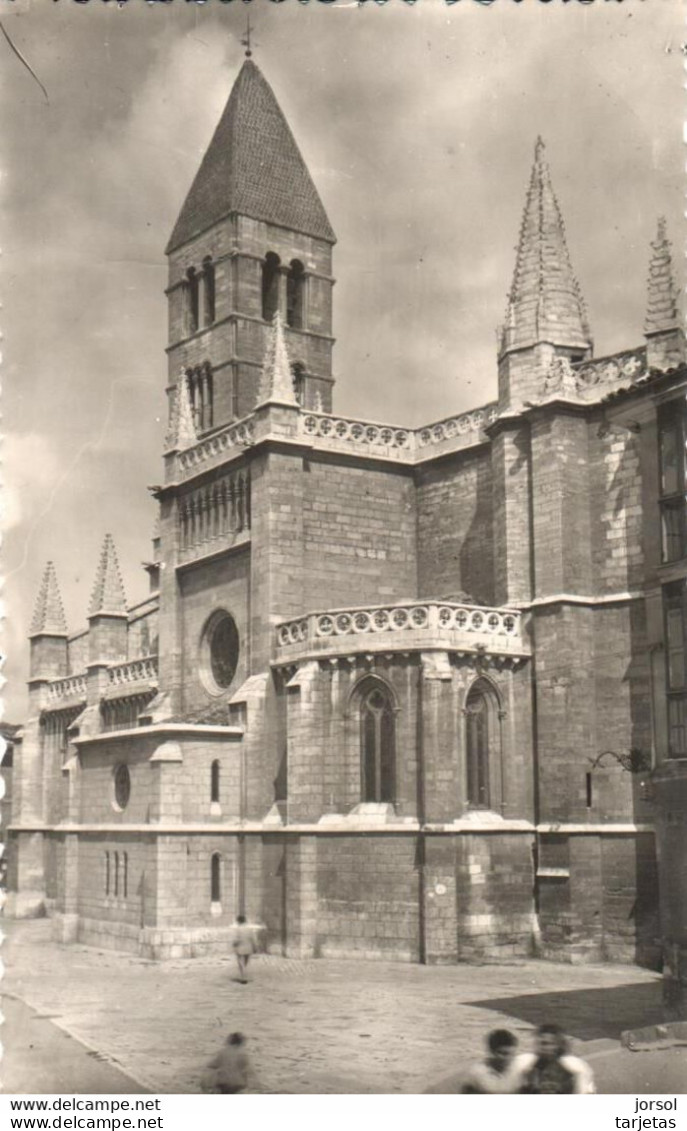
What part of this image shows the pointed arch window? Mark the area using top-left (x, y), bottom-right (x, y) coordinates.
top-left (359, 680), bottom-right (395, 803)
top-left (262, 252), bottom-right (281, 322)
top-left (465, 680), bottom-right (499, 810)
top-left (286, 259), bottom-right (305, 330)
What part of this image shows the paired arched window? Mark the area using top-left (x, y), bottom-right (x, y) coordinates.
top-left (359, 679), bottom-right (396, 804)
top-left (187, 363), bottom-right (214, 432)
top-left (465, 680), bottom-right (496, 809)
top-left (211, 853), bottom-right (221, 903)
top-left (211, 760), bottom-right (220, 804)
top-left (261, 252), bottom-right (281, 322)
top-left (286, 259), bottom-right (305, 329)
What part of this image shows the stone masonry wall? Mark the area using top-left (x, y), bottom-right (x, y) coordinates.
top-left (302, 457), bottom-right (417, 611)
top-left (316, 835), bottom-right (421, 961)
top-left (416, 448), bottom-right (494, 605)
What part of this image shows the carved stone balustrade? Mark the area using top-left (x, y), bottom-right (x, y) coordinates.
top-left (275, 601), bottom-right (530, 666)
top-left (108, 656), bottom-right (159, 687)
top-left (168, 417), bottom-right (256, 483)
top-left (46, 673), bottom-right (88, 703)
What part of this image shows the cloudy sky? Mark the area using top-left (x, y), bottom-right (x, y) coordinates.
top-left (1, 0), bottom-right (683, 721)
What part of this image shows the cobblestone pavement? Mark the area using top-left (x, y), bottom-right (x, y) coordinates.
top-left (1, 920), bottom-right (674, 1094)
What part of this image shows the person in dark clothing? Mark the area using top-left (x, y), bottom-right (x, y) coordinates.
top-left (205, 1032), bottom-right (250, 1094)
top-left (518, 1024), bottom-right (594, 1094)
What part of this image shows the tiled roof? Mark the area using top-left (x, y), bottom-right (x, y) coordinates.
top-left (30, 561), bottom-right (67, 636)
top-left (89, 534), bottom-right (128, 617)
top-left (167, 60), bottom-right (335, 253)
top-left (501, 138), bottom-right (591, 356)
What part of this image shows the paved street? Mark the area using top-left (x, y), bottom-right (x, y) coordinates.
top-left (2, 920), bottom-right (685, 1094)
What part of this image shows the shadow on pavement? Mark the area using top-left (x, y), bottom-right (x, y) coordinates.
top-left (466, 982), bottom-right (665, 1041)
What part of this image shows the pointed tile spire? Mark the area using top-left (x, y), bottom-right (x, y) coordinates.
top-left (645, 217), bottom-right (681, 335)
top-left (89, 534), bottom-right (127, 617)
top-left (501, 138), bottom-right (591, 357)
top-left (169, 371), bottom-right (198, 451)
top-left (167, 59), bottom-right (335, 254)
top-left (30, 562), bottom-right (67, 637)
top-left (258, 311), bottom-right (298, 406)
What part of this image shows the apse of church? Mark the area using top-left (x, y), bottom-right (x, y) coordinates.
top-left (8, 56), bottom-right (687, 998)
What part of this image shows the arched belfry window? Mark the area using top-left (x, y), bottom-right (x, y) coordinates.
top-left (465, 680), bottom-right (498, 809)
top-left (359, 679), bottom-right (396, 804)
top-left (261, 252), bottom-right (281, 322)
top-left (286, 259), bottom-right (305, 329)
top-left (201, 257), bottom-right (215, 327)
top-left (186, 267), bottom-right (199, 335)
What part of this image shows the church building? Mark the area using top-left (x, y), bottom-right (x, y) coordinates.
top-left (8, 57), bottom-right (687, 994)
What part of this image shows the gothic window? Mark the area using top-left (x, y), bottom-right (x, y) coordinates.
top-left (114, 852), bottom-right (120, 897)
top-left (201, 610), bottom-right (240, 695)
top-left (665, 580), bottom-right (687, 757)
top-left (122, 852), bottom-right (128, 899)
top-left (658, 399), bottom-right (687, 563)
top-left (211, 759), bottom-right (220, 804)
top-left (211, 853), bottom-right (221, 903)
top-left (286, 259), bottom-right (305, 329)
top-left (201, 257), bottom-right (215, 327)
top-left (105, 852), bottom-right (110, 896)
top-left (262, 252), bottom-right (281, 322)
top-left (359, 680), bottom-right (395, 804)
top-left (186, 267), bottom-right (199, 336)
top-left (465, 681), bottom-right (495, 809)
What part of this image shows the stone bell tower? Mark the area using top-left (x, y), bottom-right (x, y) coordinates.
top-left (164, 56), bottom-right (337, 435)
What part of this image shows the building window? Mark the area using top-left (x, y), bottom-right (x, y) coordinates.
top-left (201, 257), bottom-right (215, 327)
top-left (200, 610), bottom-right (240, 695)
top-left (211, 853), bottom-right (221, 903)
top-left (261, 252), bottom-right (281, 322)
top-left (465, 682), bottom-right (491, 808)
top-left (359, 679), bottom-right (395, 803)
top-left (187, 363), bottom-right (214, 432)
top-left (286, 259), bottom-right (305, 329)
top-left (114, 852), bottom-right (120, 897)
top-left (122, 852), bottom-right (128, 899)
top-left (105, 851), bottom-right (110, 896)
top-left (211, 759), bottom-right (220, 804)
top-left (186, 267), bottom-right (199, 336)
top-left (113, 764), bottom-right (131, 811)
top-left (659, 399), bottom-right (687, 563)
top-left (292, 363), bottom-right (306, 406)
top-left (665, 580), bottom-right (687, 757)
